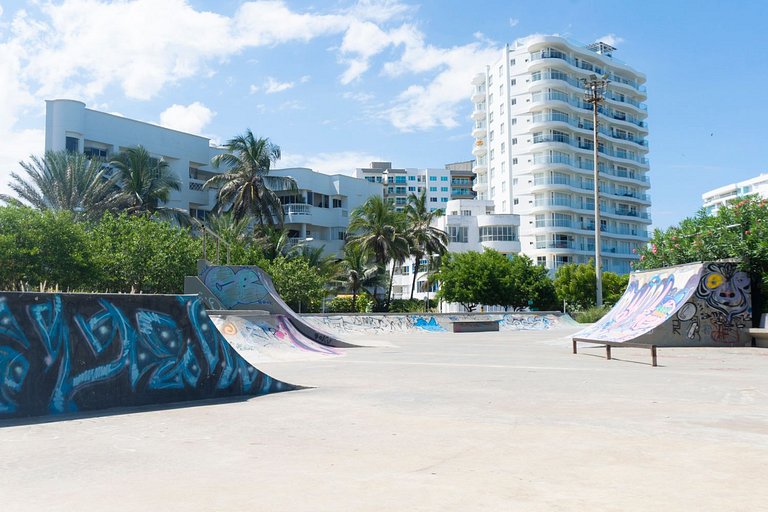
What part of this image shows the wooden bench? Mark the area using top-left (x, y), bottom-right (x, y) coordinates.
top-left (452, 320), bottom-right (500, 333)
top-left (573, 338), bottom-right (658, 367)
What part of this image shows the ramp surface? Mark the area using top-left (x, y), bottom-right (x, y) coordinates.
top-left (0, 292), bottom-right (296, 421)
top-left (210, 313), bottom-right (341, 362)
top-left (192, 263), bottom-right (355, 348)
top-left (574, 261), bottom-right (752, 347)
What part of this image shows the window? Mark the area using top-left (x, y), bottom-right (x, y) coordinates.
top-left (490, 167), bottom-right (495, 179)
top-left (500, 123), bottom-right (505, 135)
top-left (65, 136), bottom-right (78, 153)
top-left (499, 84), bottom-right (503, 95)
top-left (512, 158), bottom-right (518, 165)
top-left (511, 138), bottom-right (517, 145)
top-left (510, 58), bottom-right (516, 65)
top-left (500, 103), bottom-right (504, 115)
top-left (408, 175), bottom-right (415, 181)
top-left (511, 118), bottom-right (517, 125)
top-left (501, 142), bottom-right (505, 154)
top-left (440, 176), bottom-right (448, 181)
top-left (510, 79), bottom-right (516, 86)
top-left (501, 162), bottom-right (505, 173)
top-left (441, 187), bottom-right (448, 192)
top-left (510, 98), bottom-right (516, 106)
top-left (333, 198), bottom-right (342, 208)
top-left (513, 198), bottom-right (519, 205)
top-left (479, 225), bottom-right (517, 242)
top-left (537, 256), bottom-right (546, 266)
top-left (490, 149), bottom-right (495, 160)
top-left (337, 230), bottom-right (346, 240)
top-left (502, 200), bottom-right (507, 211)
top-left (491, 186), bottom-right (496, 197)
top-left (430, 197), bottom-right (437, 202)
top-left (408, 186), bottom-right (416, 192)
top-left (429, 176), bottom-right (437, 181)
top-left (461, 210), bottom-right (472, 216)
top-left (501, 181), bottom-right (507, 192)
top-left (490, 130), bottom-right (495, 142)
top-left (441, 197), bottom-right (449, 202)
top-left (499, 65), bottom-right (503, 76)
top-left (394, 176), bottom-right (406, 183)
top-left (489, 112), bottom-right (494, 123)
top-left (448, 226), bottom-right (468, 243)
top-left (489, 93), bottom-right (494, 105)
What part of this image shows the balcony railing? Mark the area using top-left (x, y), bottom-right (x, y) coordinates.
top-left (531, 92), bottom-right (648, 129)
top-left (532, 134), bottom-right (649, 165)
top-left (531, 113), bottom-right (648, 147)
top-left (530, 49), bottom-right (647, 93)
top-left (532, 200), bottom-right (651, 220)
top-left (283, 203), bottom-right (311, 215)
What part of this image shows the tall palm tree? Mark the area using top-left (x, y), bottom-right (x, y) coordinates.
top-left (204, 129), bottom-right (296, 225)
top-left (405, 191), bottom-right (448, 299)
top-left (0, 150), bottom-right (121, 220)
top-left (347, 195), bottom-right (410, 309)
top-left (337, 243), bottom-right (380, 310)
top-left (109, 145), bottom-right (182, 218)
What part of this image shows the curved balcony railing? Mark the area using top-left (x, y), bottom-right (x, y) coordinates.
top-left (532, 178), bottom-right (650, 201)
top-left (532, 135), bottom-right (649, 165)
top-left (531, 113), bottom-right (648, 147)
top-left (532, 199), bottom-right (652, 221)
top-left (530, 50), bottom-right (647, 93)
top-left (531, 92), bottom-right (648, 129)
top-left (533, 219), bottom-right (648, 238)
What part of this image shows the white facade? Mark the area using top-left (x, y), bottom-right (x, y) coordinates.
top-left (46, 99), bottom-right (223, 219)
top-left (702, 173), bottom-right (768, 214)
top-left (355, 161), bottom-right (475, 212)
top-left (391, 199), bottom-right (520, 300)
top-left (471, 35), bottom-right (651, 274)
top-left (44, 100), bottom-right (382, 257)
top-left (271, 167), bottom-right (382, 256)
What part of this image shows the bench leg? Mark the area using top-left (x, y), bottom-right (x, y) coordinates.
top-left (573, 339), bottom-right (578, 354)
top-left (651, 346), bottom-right (657, 367)
top-left (606, 344), bottom-right (611, 360)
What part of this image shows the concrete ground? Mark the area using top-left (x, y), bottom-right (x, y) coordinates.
top-left (2, 326), bottom-right (768, 511)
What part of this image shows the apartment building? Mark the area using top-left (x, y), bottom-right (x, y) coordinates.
top-left (702, 173), bottom-right (768, 215)
top-left (471, 35), bottom-right (651, 274)
top-left (44, 99), bottom-right (381, 256)
top-left (355, 161), bottom-right (475, 212)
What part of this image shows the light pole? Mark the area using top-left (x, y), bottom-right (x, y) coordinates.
top-left (583, 74), bottom-right (609, 307)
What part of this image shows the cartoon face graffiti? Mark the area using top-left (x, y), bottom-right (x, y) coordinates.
top-left (696, 263), bottom-right (751, 321)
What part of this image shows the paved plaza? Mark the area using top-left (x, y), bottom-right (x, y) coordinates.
top-left (2, 325), bottom-right (767, 511)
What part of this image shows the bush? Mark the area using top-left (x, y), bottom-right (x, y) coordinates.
top-left (388, 298), bottom-right (437, 313)
top-left (326, 294), bottom-right (372, 313)
top-left (574, 306), bottom-right (610, 324)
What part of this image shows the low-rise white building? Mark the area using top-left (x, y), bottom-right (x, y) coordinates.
top-left (702, 173), bottom-right (768, 214)
top-left (270, 167), bottom-right (381, 256)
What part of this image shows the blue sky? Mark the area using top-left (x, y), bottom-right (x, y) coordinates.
top-left (0, 0), bottom-right (766, 229)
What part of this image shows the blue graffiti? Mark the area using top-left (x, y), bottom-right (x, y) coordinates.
top-left (413, 316), bottom-right (446, 332)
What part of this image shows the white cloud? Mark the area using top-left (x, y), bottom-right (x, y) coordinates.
top-left (595, 33), bottom-right (624, 47)
top-left (159, 102), bottom-right (216, 135)
top-left (300, 75), bottom-right (311, 83)
top-left (279, 151), bottom-right (382, 176)
top-left (343, 91), bottom-right (375, 102)
top-left (264, 77), bottom-right (295, 94)
top-left (509, 18), bottom-right (519, 27)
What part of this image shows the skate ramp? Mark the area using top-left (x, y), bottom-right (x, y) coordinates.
top-left (573, 261), bottom-right (752, 347)
top-left (0, 292), bottom-right (297, 421)
top-left (188, 263), bottom-right (355, 348)
top-left (209, 312), bottom-right (341, 362)
top-left (303, 312), bottom-right (573, 336)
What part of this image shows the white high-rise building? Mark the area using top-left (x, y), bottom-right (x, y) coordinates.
top-left (471, 35), bottom-right (651, 274)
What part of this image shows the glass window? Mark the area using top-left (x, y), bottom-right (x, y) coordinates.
top-left (429, 176), bottom-right (437, 181)
top-left (429, 197), bottom-right (438, 203)
top-left (441, 187), bottom-right (448, 192)
top-left (441, 197), bottom-right (448, 202)
top-left (448, 226), bottom-right (468, 243)
top-left (65, 136), bottom-right (79, 153)
top-left (430, 186), bottom-right (437, 192)
top-left (479, 225), bottom-right (517, 242)
top-left (440, 176), bottom-right (448, 181)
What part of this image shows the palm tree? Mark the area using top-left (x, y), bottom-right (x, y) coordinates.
top-left (337, 243), bottom-right (380, 310)
top-left (205, 211), bottom-right (253, 246)
top-left (204, 129), bottom-right (296, 225)
top-left (0, 150), bottom-right (121, 220)
top-left (347, 195), bottom-right (410, 309)
top-left (405, 191), bottom-right (448, 299)
top-left (109, 145), bottom-right (182, 218)
top-left (253, 225), bottom-right (301, 261)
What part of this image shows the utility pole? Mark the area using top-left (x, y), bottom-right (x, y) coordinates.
top-left (583, 74), bottom-right (609, 307)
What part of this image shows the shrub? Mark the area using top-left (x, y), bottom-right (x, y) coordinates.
top-left (574, 306), bottom-right (611, 324)
top-left (326, 294), bottom-right (372, 313)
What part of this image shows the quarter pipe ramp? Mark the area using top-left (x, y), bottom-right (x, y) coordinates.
top-left (573, 261), bottom-right (752, 347)
top-left (0, 292), bottom-right (296, 421)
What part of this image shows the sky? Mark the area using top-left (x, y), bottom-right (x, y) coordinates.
top-left (1, 0), bottom-right (766, 230)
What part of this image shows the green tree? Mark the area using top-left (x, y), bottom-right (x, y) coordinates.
top-left (553, 260), bottom-right (627, 311)
top-left (0, 206), bottom-right (94, 290)
top-left (109, 145), bottom-right (183, 218)
top-left (437, 250), bottom-right (514, 311)
top-left (405, 190), bottom-right (448, 299)
top-left (636, 196), bottom-right (768, 317)
top-left (506, 255), bottom-right (558, 311)
top-left (347, 195), bottom-right (410, 310)
top-left (337, 243), bottom-right (381, 308)
top-left (266, 256), bottom-right (327, 313)
top-left (205, 129), bottom-right (296, 224)
top-left (88, 213), bottom-right (198, 293)
top-left (0, 151), bottom-right (120, 220)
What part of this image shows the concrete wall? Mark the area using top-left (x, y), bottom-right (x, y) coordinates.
top-left (0, 292), bottom-right (294, 420)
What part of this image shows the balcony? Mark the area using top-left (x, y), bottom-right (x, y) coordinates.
top-left (533, 220), bottom-right (648, 238)
top-left (530, 92), bottom-right (648, 130)
top-left (283, 203), bottom-right (312, 215)
top-left (531, 113), bottom-right (648, 147)
top-left (471, 86), bottom-right (486, 103)
top-left (471, 141), bottom-right (487, 157)
top-left (532, 134), bottom-right (649, 165)
top-left (472, 102), bottom-right (486, 120)
top-left (530, 49), bottom-right (646, 93)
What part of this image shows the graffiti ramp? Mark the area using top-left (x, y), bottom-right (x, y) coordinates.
top-left (209, 312), bottom-right (342, 362)
top-left (573, 261), bottom-right (752, 347)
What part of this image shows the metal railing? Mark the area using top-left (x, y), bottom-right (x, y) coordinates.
top-left (201, 224), bottom-right (231, 265)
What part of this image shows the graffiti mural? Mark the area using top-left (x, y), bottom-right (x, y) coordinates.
top-left (200, 265), bottom-right (272, 309)
top-left (0, 292), bottom-right (295, 420)
top-left (671, 262), bottom-right (751, 345)
top-left (210, 314), bottom-right (339, 361)
top-left (574, 261), bottom-right (752, 347)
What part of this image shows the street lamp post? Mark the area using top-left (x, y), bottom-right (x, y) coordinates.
top-left (583, 74), bottom-right (609, 307)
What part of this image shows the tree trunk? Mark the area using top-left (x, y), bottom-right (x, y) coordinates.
top-left (386, 262), bottom-right (396, 310)
top-left (351, 285), bottom-right (358, 313)
top-left (410, 258), bottom-right (421, 300)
